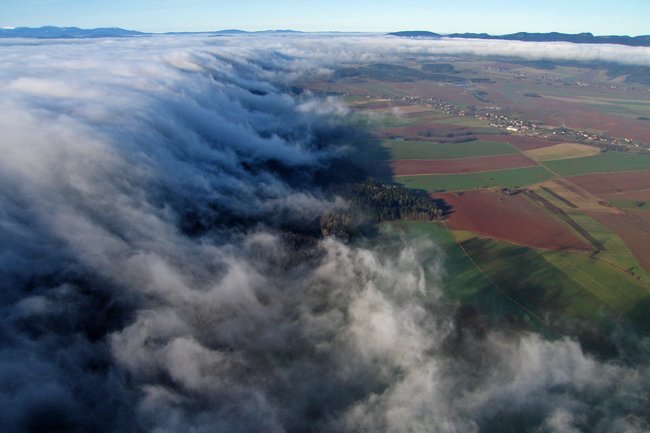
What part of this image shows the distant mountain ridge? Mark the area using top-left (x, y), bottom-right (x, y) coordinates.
top-left (211, 29), bottom-right (303, 35)
top-left (0, 26), bottom-right (304, 39)
top-left (388, 31), bottom-right (650, 47)
top-left (4, 27), bottom-right (648, 46)
top-left (0, 26), bottom-right (147, 38)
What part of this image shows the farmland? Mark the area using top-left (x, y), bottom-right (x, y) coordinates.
top-left (476, 134), bottom-right (559, 151)
top-left (586, 211), bottom-right (650, 272)
top-left (375, 139), bottom-right (516, 160)
top-left (390, 153), bottom-right (536, 176)
top-left (298, 52), bottom-right (650, 339)
top-left (609, 199), bottom-right (650, 210)
top-left (463, 237), bottom-right (650, 333)
top-left (396, 166), bottom-right (555, 192)
top-left (567, 170), bottom-right (650, 196)
top-left (524, 142), bottom-right (601, 161)
top-left (543, 151), bottom-right (650, 176)
top-left (435, 190), bottom-right (590, 251)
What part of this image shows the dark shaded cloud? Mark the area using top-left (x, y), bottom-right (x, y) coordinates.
top-left (0, 35), bottom-right (648, 433)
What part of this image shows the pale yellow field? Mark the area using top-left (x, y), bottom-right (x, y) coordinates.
top-left (534, 179), bottom-right (618, 213)
top-left (449, 229), bottom-right (479, 243)
top-left (524, 143), bottom-right (601, 161)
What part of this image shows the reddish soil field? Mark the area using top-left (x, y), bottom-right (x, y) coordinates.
top-left (606, 190), bottom-right (650, 202)
top-left (567, 170), bottom-right (650, 196)
top-left (390, 81), bottom-right (479, 104)
top-left (475, 134), bottom-right (559, 151)
top-left (586, 211), bottom-right (650, 271)
top-left (435, 190), bottom-right (591, 251)
top-left (391, 154), bottom-right (537, 175)
top-left (353, 102), bottom-right (395, 110)
top-left (517, 98), bottom-right (650, 143)
top-left (383, 123), bottom-right (470, 140)
top-left (627, 209), bottom-right (650, 226)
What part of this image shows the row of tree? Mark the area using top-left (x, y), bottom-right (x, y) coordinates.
top-left (321, 179), bottom-right (444, 239)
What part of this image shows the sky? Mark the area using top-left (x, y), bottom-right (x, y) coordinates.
top-left (1, 0), bottom-right (649, 35)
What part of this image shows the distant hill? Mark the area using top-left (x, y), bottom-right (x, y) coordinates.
top-left (210, 29), bottom-right (303, 34)
top-left (0, 27), bottom-right (308, 38)
top-left (388, 31), bottom-right (441, 38)
top-left (389, 31), bottom-right (650, 47)
top-left (211, 29), bottom-right (250, 35)
top-left (0, 26), bottom-right (147, 38)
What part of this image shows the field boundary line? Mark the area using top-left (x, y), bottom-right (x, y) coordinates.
top-left (442, 223), bottom-right (558, 333)
top-left (393, 164), bottom-right (547, 178)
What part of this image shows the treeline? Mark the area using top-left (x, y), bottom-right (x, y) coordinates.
top-left (347, 179), bottom-right (442, 221)
top-left (321, 179), bottom-right (442, 239)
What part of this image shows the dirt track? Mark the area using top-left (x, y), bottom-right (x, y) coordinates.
top-left (586, 211), bottom-right (650, 272)
top-left (475, 134), bottom-right (559, 151)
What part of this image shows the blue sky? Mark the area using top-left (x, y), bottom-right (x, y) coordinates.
top-left (2, 0), bottom-right (649, 35)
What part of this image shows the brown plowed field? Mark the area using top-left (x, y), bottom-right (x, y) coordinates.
top-left (585, 211), bottom-right (650, 271)
top-left (391, 154), bottom-right (537, 176)
top-left (383, 123), bottom-right (470, 140)
top-left (390, 81), bottom-right (479, 104)
top-left (476, 134), bottom-right (559, 150)
top-left (435, 190), bottom-right (592, 251)
top-left (627, 209), bottom-right (650, 226)
top-left (606, 190), bottom-right (650, 201)
top-left (514, 97), bottom-right (650, 143)
top-left (567, 170), bottom-right (650, 196)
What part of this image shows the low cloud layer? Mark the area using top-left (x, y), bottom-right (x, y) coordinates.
top-left (0, 35), bottom-right (649, 433)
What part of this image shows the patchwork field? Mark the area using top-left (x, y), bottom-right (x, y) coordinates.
top-left (304, 56), bottom-right (650, 339)
top-left (530, 187), bottom-right (650, 279)
top-left (396, 166), bottom-right (555, 192)
top-left (385, 221), bottom-right (497, 296)
top-left (382, 123), bottom-right (474, 139)
top-left (436, 190), bottom-right (591, 251)
top-left (378, 139), bottom-right (516, 160)
top-left (609, 198), bottom-right (650, 210)
top-left (388, 221), bottom-right (543, 322)
top-left (462, 237), bottom-right (650, 332)
top-left (524, 142), bottom-right (601, 161)
top-left (567, 170), bottom-right (650, 196)
top-left (476, 134), bottom-right (560, 151)
top-left (534, 178), bottom-right (615, 211)
top-left (390, 153), bottom-right (537, 175)
top-left (501, 91), bottom-right (650, 143)
top-left (543, 151), bottom-right (650, 176)
top-left (586, 211), bottom-right (650, 272)
top-left (628, 209), bottom-right (650, 225)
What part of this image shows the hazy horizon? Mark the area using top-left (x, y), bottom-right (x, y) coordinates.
top-left (3, 25), bottom-right (650, 38)
top-left (2, 0), bottom-right (649, 36)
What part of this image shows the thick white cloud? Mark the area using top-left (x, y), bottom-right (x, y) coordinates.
top-left (0, 34), bottom-right (648, 433)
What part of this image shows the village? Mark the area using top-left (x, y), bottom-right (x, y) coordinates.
top-left (354, 92), bottom-right (650, 152)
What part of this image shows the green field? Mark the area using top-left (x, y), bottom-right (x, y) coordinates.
top-left (566, 211), bottom-right (650, 279)
top-left (396, 166), bottom-right (555, 192)
top-left (390, 221), bottom-right (650, 335)
top-left (533, 188), bottom-right (650, 283)
top-left (387, 221), bottom-right (493, 294)
top-left (543, 151), bottom-right (650, 176)
top-left (609, 199), bottom-right (650, 211)
top-left (462, 237), bottom-right (650, 333)
top-left (380, 139), bottom-right (516, 160)
top-left (387, 221), bottom-right (546, 322)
